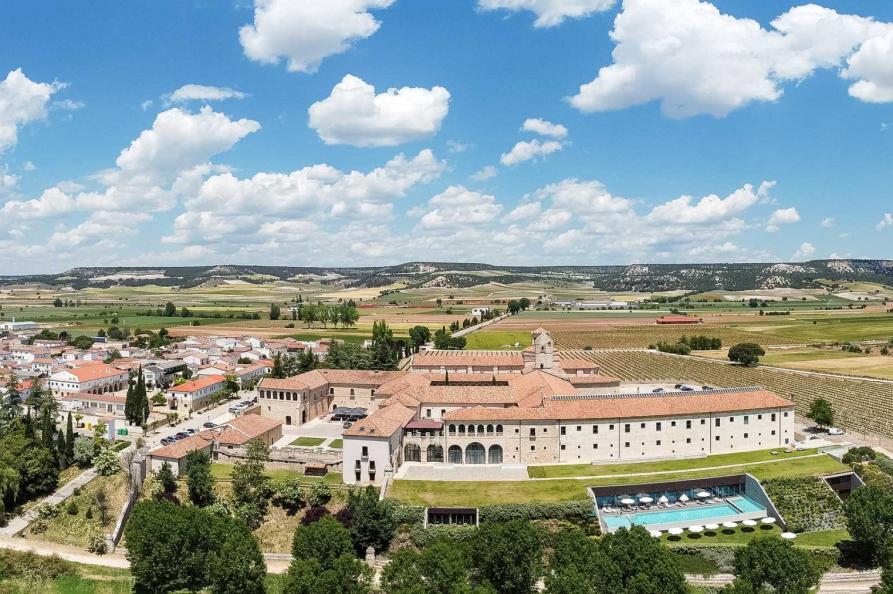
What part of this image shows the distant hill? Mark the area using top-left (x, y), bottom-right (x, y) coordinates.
top-left (1, 260), bottom-right (891, 292)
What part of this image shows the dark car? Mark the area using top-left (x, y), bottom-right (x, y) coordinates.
top-left (342, 421), bottom-right (353, 429)
top-left (160, 437), bottom-right (174, 446)
top-left (174, 432), bottom-right (189, 440)
top-left (185, 428), bottom-right (196, 435)
top-left (203, 422), bottom-right (216, 429)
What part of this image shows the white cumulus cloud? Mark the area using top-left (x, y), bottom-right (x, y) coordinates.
top-left (522, 117), bottom-right (568, 138)
top-left (239, 0), bottom-right (395, 73)
top-left (471, 165), bottom-right (498, 181)
top-left (766, 207), bottom-right (800, 232)
top-left (843, 32), bottom-right (893, 103)
top-left (0, 69), bottom-right (65, 153)
top-left (416, 185), bottom-right (502, 230)
top-left (166, 84), bottom-right (248, 104)
top-left (821, 217), bottom-right (836, 228)
top-left (308, 75), bottom-right (450, 147)
top-left (500, 138), bottom-right (563, 166)
top-left (647, 183), bottom-right (765, 224)
top-left (878, 212), bottom-right (893, 230)
top-left (570, 0), bottom-right (893, 118)
top-left (792, 242), bottom-right (816, 260)
top-left (478, 0), bottom-right (616, 28)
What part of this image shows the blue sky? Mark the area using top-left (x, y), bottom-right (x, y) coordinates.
top-left (1, 0), bottom-right (892, 274)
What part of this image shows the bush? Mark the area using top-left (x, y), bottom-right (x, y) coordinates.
top-left (392, 504), bottom-right (425, 526)
top-left (478, 500), bottom-right (592, 523)
top-left (93, 446), bottom-right (120, 476)
top-left (66, 501), bottom-right (78, 515)
top-left (307, 482), bottom-right (332, 507)
top-left (670, 544), bottom-right (840, 575)
top-left (763, 477), bottom-right (845, 532)
top-left (300, 505), bottom-right (330, 526)
top-left (409, 524), bottom-right (478, 547)
top-left (843, 446), bottom-right (877, 465)
top-left (87, 531), bottom-right (107, 555)
top-left (273, 478), bottom-right (305, 513)
top-left (0, 550), bottom-right (72, 582)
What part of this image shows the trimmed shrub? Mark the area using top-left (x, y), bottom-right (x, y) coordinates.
top-left (392, 504), bottom-right (425, 526)
top-left (65, 501), bottom-right (78, 515)
top-left (670, 544), bottom-right (840, 574)
top-left (478, 500), bottom-right (592, 523)
top-left (409, 524), bottom-right (478, 547)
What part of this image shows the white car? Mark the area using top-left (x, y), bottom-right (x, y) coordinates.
top-left (827, 427), bottom-right (844, 436)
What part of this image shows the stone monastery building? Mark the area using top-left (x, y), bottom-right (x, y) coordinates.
top-left (258, 329), bottom-right (794, 486)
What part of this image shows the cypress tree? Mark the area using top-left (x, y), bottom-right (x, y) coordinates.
top-left (137, 368), bottom-right (149, 425)
top-left (65, 412), bottom-right (75, 460)
top-left (41, 408), bottom-right (53, 449)
top-left (55, 430), bottom-right (67, 469)
top-left (24, 410), bottom-right (34, 438)
top-left (124, 374), bottom-right (135, 424)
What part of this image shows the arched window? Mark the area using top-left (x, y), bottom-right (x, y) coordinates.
top-left (468, 425), bottom-right (475, 436)
top-left (448, 445), bottom-right (463, 464)
top-left (477, 425), bottom-right (485, 435)
top-left (495, 424), bottom-right (503, 435)
top-left (486, 424), bottom-right (494, 435)
top-left (488, 445), bottom-right (503, 464)
top-left (458, 424), bottom-right (466, 436)
top-left (465, 443), bottom-right (485, 464)
top-left (427, 445), bottom-right (444, 463)
top-left (448, 424), bottom-right (456, 435)
top-left (404, 443), bottom-right (421, 463)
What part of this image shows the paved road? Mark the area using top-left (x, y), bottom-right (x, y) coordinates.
top-left (142, 391), bottom-right (258, 448)
top-left (0, 467), bottom-right (98, 537)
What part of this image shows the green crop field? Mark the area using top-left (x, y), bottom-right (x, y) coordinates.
top-left (463, 330), bottom-right (532, 350)
top-left (732, 314), bottom-right (893, 343)
top-left (549, 326), bottom-right (794, 349)
top-left (559, 349), bottom-right (893, 439)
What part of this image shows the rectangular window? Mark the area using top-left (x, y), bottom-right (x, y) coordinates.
top-left (701, 419), bottom-right (706, 425)
top-left (530, 445), bottom-right (535, 451)
top-left (671, 421), bottom-right (676, 427)
top-left (560, 444), bottom-right (566, 450)
top-left (592, 425), bottom-right (599, 434)
top-left (640, 423), bottom-right (645, 429)
top-left (784, 412), bottom-right (789, 417)
top-left (771, 413), bottom-right (776, 422)
top-left (744, 433), bottom-right (749, 439)
top-left (593, 444), bottom-right (598, 449)
top-left (609, 424), bottom-right (615, 430)
top-left (361, 446), bottom-right (368, 457)
top-left (758, 414), bottom-right (763, 420)
top-left (715, 418), bottom-right (720, 427)
top-left (529, 428), bottom-right (535, 436)
top-left (686, 438), bottom-right (691, 444)
top-left (686, 420), bottom-right (692, 429)
top-left (560, 426), bottom-right (566, 435)
top-left (355, 471), bottom-right (361, 482)
top-left (656, 422), bottom-right (662, 432)
top-left (624, 442), bottom-right (630, 448)
top-left (715, 435), bottom-right (720, 441)
top-left (624, 424), bottom-right (630, 433)
top-left (729, 416), bottom-right (734, 423)
top-left (656, 440), bottom-right (661, 446)
top-left (744, 415), bottom-right (749, 425)
top-left (771, 430), bottom-right (776, 436)
top-left (576, 425), bottom-right (581, 432)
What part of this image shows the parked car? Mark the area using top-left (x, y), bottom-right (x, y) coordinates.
top-left (228, 404), bottom-right (245, 414)
top-left (174, 432), bottom-right (189, 440)
top-left (160, 437), bottom-right (175, 446)
top-left (342, 421), bottom-right (353, 429)
top-left (203, 422), bottom-right (216, 429)
top-left (828, 427), bottom-right (845, 436)
top-left (185, 428), bottom-right (196, 435)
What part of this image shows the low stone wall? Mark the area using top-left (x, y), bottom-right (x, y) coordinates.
top-left (214, 445), bottom-right (342, 475)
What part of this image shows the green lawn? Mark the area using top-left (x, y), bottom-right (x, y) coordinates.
top-left (463, 330), bottom-right (532, 350)
top-left (735, 314), bottom-right (893, 343)
top-left (528, 448), bottom-right (820, 479)
top-left (663, 526), bottom-right (849, 547)
top-left (210, 463), bottom-right (343, 484)
top-left (290, 436), bottom-right (326, 447)
top-left (390, 454), bottom-right (847, 506)
top-left (329, 439), bottom-right (343, 449)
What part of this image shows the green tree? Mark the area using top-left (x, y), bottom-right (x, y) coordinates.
top-left (185, 450), bottom-right (214, 507)
top-left (807, 397), bottom-right (835, 428)
top-left (283, 554), bottom-right (372, 594)
top-left (345, 485), bottom-right (397, 555)
top-left (163, 301), bottom-right (177, 317)
top-left (381, 538), bottom-right (484, 594)
top-left (274, 478), bottom-right (305, 513)
top-left (93, 446), bottom-right (120, 476)
top-left (844, 483), bottom-right (893, 564)
top-left (2, 373), bottom-right (21, 421)
top-left (72, 436), bottom-right (95, 468)
top-left (208, 519), bottom-right (267, 594)
top-left (545, 527), bottom-right (620, 594)
top-left (156, 461), bottom-right (177, 498)
top-left (471, 520), bottom-right (543, 594)
top-left (270, 303), bottom-right (281, 320)
top-left (292, 515), bottom-right (354, 570)
top-left (596, 525), bottom-right (686, 594)
top-left (728, 536), bottom-right (821, 594)
top-left (64, 412), bottom-right (75, 461)
top-left (124, 376), bottom-right (135, 424)
top-left (271, 354), bottom-right (285, 379)
top-left (231, 440), bottom-right (273, 529)
top-left (728, 343), bottom-right (766, 366)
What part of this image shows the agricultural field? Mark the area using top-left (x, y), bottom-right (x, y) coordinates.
top-left (698, 347), bottom-right (893, 380)
top-left (558, 349), bottom-right (893, 439)
top-left (546, 326), bottom-right (793, 349)
top-left (463, 330), bottom-right (532, 350)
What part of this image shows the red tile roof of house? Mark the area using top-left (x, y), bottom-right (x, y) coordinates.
top-left (63, 363), bottom-right (127, 381)
top-left (343, 404), bottom-right (416, 438)
top-left (207, 414), bottom-right (281, 445)
top-left (60, 392), bottom-right (126, 404)
top-left (168, 375), bottom-right (226, 393)
top-left (150, 434), bottom-right (213, 460)
top-left (413, 351), bottom-right (525, 368)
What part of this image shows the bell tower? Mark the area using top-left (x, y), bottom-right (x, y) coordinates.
top-left (531, 328), bottom-right (555, 370)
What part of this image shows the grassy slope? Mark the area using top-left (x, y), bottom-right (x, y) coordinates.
top-left (527, 448), bottom-right (820, 479)
top-left (390, 454), bottom-right (847, 506)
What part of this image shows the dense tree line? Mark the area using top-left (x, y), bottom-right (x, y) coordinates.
top-left (124, 367), bottom-right (150, 426)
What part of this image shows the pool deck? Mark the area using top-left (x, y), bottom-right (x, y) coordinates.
top-left (599, 497), bottom-right (767, 533)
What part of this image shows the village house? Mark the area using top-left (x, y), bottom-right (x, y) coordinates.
top-left (48, 362), bottom-right (129, 395)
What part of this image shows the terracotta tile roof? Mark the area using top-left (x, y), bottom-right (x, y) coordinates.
top-left (61, 363), bottom-right (127, 382)
top-left (375, 373), bottom-right (432, 396)
top-left (421, 373), bottom-right (516, 384)
top-left (61, 392), bottom-right (126, 404)
top-left (209, 414), bottom-right (281, 445)
top-left (568, 375), bottom-right (622, 387)
top-left (150, 434), bottom-right (212, 460)
top-left (259, 369), bottom-right (329, 391)
top-left (343, 404), bottom-right (415, 438)
top-left (412, 351), bottom-right (525, 368)
top-left (558, 358), bottom-right (600, 370)
top-left (317, 369), bottom-right (405, 386)
top-left (168, 375), bottom-right (226, 393)
top-left (442, 388), bottom-right (793, 422)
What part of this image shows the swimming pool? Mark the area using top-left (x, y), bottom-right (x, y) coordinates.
top-left (602, 496), bottom-right (766, 531)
